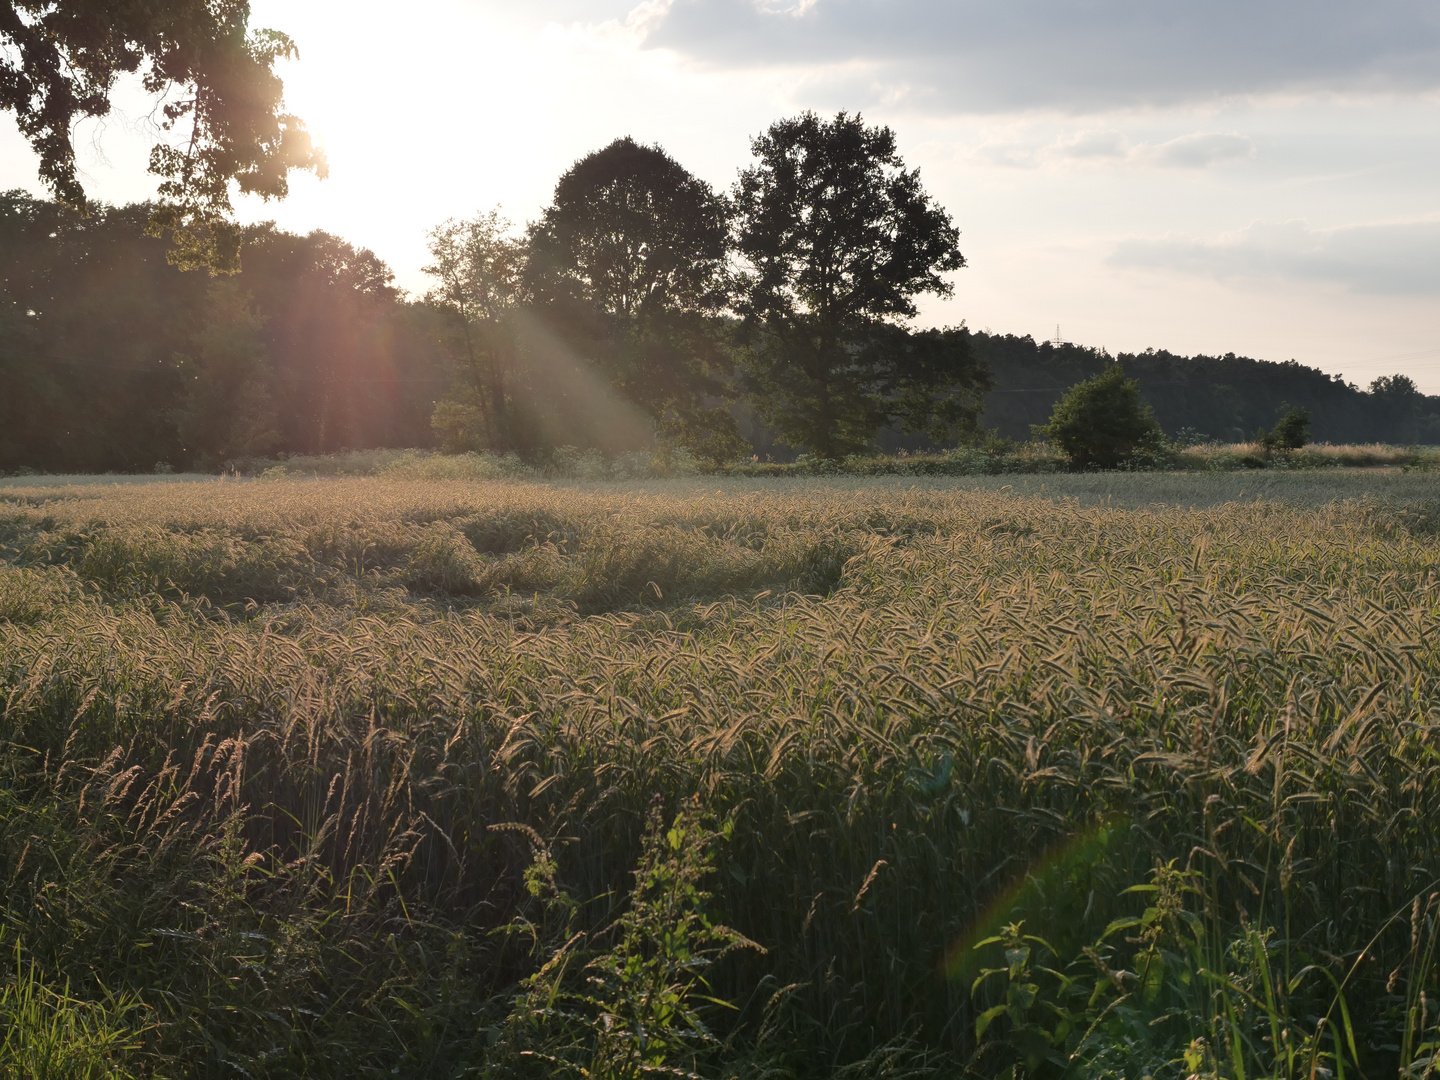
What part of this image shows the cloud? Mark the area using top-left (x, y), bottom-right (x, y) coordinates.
top-left (968, 129), bottom-right (1252, 170)
top-left (753, 0), bottom-right (821, 13)
top-left (970, 129), bottom-right (1134, 168)
top-left (1148, 132), bottom-right (1255, 168)
top-left (633, 0), bottom-right (1440, 113)
top-left (1053, 130), bottom-right (1131, 160)
top-left (1110, 219), bottom-right (1440, 294)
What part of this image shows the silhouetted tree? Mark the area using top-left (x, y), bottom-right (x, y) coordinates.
top-left (526, 136), bottom-right (745, 462)
top-left (731, 112), bottom-right (980, 459)
top-left (241, 225), bottom-right (439, 454)
top-left (1370, 374), bottom-right (1424, 444)
top-left (1, 0), bottom-right (325, 270)
top-left (0, 288), bottom-right (49, 469)
top-left (0, 191), bottom-right (204, 470)
top-left (967, 333), bottom-right (1440, 446)
top-left (423, 210), bottom-right (526, 452)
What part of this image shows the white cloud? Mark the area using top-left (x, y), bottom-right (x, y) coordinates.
top-left (1149, 132), bottom-right (1256, 168)
top-left (1110, 219), bottom-right (1440, 294)
top-left (753, 0), bottom-right (821, 14)
top-left (1052, 130), bottom-right (1131, 160)
top-left (966, 129), bottom-right (1254, 170)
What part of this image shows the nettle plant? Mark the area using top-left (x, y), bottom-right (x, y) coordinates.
top-left (500, 803), bottom-right (764, 1080)
top-left (970, 863), bottom-right (1207, 1079)
top-left (968, 862), bottom-right (1438, 1080)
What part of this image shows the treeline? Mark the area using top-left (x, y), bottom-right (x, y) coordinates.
top-left (3, 115), bottom-right (1437, 474)
top-left (1, 114), bottom-right (987, 473)
top-left (974, 336), bottom-right (1440, 447)
top-left (420, 118), bottom-right (981, 465)
top-left (0, 192), bottom-right (450, 472)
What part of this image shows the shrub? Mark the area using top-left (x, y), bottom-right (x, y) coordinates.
top-left (1260, 404), bottom-right (1311, 451)
top-left (1035, 365), bottom-right (1166, 470)
top-left (378, 449), bottom-right (514, 481)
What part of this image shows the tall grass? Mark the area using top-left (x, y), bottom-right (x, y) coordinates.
top-left (1178, 442), bottom-right (1440, 471)
top-left (0, 474), bottom-right (1437, 1076)
top-left (0, 945), bottom-right (150, 1080)
top-left (236, 446), bottom-right (702, 481)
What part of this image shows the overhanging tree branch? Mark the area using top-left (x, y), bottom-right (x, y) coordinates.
top-left (1, 0), bottom-right (326, 272)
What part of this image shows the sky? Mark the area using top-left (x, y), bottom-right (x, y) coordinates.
top-left (3, 0), bottom-right (1438, 391)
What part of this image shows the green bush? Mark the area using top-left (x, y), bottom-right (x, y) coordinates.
top-left (1037, 365), bottom-right (1166, 470)
top-left (1259, 405), bottom-right (1311, 452)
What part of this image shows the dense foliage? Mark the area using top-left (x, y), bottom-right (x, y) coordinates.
top-left (1259, 405), bottom-right (1312, 452)
top-left (732, 113), bottom-right (986, 459)
top-left (0, 473), bottom-right (1438, 1076)
top-left (522, 137), bottom-right (744, 461)
top-left (0, 191), bottom-right (449, 472)
top-left (424, 123), bottom-right (984, 466)
top-left (1, 0), bottom-right (325, 270)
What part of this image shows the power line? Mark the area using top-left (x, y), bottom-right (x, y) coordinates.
top-left (1359, 347), bottom-right (1440, 365)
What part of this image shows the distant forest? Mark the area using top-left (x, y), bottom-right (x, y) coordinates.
top-left (972, 336), bottom-right (1440, 448)
top-left (2, 189), bottom-right (1436, 473)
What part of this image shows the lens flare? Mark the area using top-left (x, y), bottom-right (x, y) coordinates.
top-left (943, 815), bottom-right (1129, 982)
